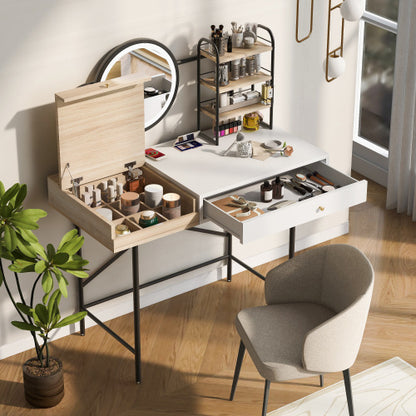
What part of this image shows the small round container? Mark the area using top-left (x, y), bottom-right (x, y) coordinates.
top-left (139, 210), bottom-right (158, 228)
top-left (231, 60), bottom-right (240, 81)
top-left (121, 192), bottom-right (140, 215)
top-left (115, 224), bottom-right (131, 236)
top-left (144, 184), bottom-right (163, 208)
top-left (162, 193), bottom-right (181, 219)
top-left (96, 207), bottom-right (113, 222)
top-left (239, 58), bottom-right (246, 78)
top-left (144, 87), bottom-right (159, 97)
top-left (247, 56), bottom-right (255, 76)
top-left (237, 141), bottom-right (253, 158)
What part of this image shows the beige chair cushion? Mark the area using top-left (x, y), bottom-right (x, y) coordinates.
top-left (235, 302), bottom-right (335, 381)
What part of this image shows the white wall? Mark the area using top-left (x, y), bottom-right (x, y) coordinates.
top-left (0, 0), bottom-right (359, 358)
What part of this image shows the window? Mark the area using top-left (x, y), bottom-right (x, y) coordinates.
top-left (353, 1), bottom-right (398, 186)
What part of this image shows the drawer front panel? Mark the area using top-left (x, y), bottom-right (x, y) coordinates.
top-left (203, 162), bottom-right (367, 243)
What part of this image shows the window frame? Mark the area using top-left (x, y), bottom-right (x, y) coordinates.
top-left (352, 10), bottom-right (398, 187)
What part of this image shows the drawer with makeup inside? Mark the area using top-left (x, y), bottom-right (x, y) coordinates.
top-left (47, 75), bottom-right (199, 253)
top-left (203, 161), bottom-right (367, 244)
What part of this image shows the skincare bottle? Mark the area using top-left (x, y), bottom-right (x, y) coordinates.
top-left (92, 188), bottom-right (102, 207)
top-left (261, 180), bottom-right (273, 202)
top-left (107, 185), bottom-right (116, 203)
top-left (227, 35), bottom-right (232, 53)
top-left (126, 167), bottom-right (145, 193)
top-left (272, 176), bottom-right (284, 200)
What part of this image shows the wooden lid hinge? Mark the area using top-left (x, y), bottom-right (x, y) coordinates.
top-left (124, 161), bottom-right (137, 170)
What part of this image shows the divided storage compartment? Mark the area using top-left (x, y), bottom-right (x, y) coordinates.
top-left (203, 161), bottom-right (367, 244)
top-left (47, 75), bottom-right (199, 253)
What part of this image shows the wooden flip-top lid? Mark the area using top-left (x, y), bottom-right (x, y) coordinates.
top-left (55, 73), bottom-right (150, 190)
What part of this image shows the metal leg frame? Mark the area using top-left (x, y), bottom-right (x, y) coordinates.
top-left (343, 369), bottom-right (354, 416)
top-left (76, 225), bottom-right (297, 383)
top-left (229, 341), bottom-right (246, 401)
top-left (262, 379), bottom-right (271, 416)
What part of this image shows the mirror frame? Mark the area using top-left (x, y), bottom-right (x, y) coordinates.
top-left (92, 38), bottom-right (179, 131)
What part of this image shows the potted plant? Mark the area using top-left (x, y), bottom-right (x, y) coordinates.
top-left (0, 181), bottom-right (88, 408)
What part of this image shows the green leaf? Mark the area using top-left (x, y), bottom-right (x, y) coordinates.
top-left (47, 290), bottom-right (61, 322)
top-left (0, 245), bottom-right (15, 261)
top-left (13, 185), bottom-right (27, 210)
top-left (59, 259), bottom-right (89, 269)
top-left (11, 321), bottom-right (40, 332)
top-left (60, 236), bottom-right (84, 256)
top-left (4, 225), bottom-right (17, 252)
top-left (34, 260), bottom-right (48, 274)
top-left (57, 229), bottom-right (79, 251)
top-left (0, 204), bottom-right (12, 218)
top-left (0, 181), bottom-right (5, 198)
top-left (35, 304), bottom-right (49, 326)
top-left (15, 235), bottom-right (37, 258)
top-left (52, 252), bottom-right (69, 265)
top-left (32, 242), bottom-right (48, 260)
top-left (18, 209), bottom-right (47, 220)
top-left (46, 244), bottom-right (55, 260)
top-left (63, 269), bottom-right (89, 278)
top-left (58, 275), bottom-right (68, 298)
top-left (42, 292), bottom-right (50, 304)
top-left (10, 216), bottom-right (39, 230)
top-left (9, 258), bottom-right (36, 273)
top-left (42, 270), bottom-right (53, 294)
top-left (16, 228), bottom-right (38, 243)
top-left (54, 312), bottom-right (87, 328)
top-left (1, 183), bottom-right (20, 206)
top-left (16, 302), bottom-right (32, 316)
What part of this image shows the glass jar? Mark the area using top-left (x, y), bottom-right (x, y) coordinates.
top-left (237, 140), bottom-right (253, 158)
top-left (239, 58), bottom-right (246, 78)
top-left (231, 60), bottom-right (240, 81)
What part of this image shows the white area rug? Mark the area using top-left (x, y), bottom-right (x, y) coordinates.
top-left (268, 357), bottom-right (416, 415)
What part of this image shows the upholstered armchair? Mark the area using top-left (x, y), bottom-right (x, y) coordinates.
top-left (229, 244), bottom-right (374, 416)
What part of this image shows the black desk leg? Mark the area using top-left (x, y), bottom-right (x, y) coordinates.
top-left (227, 232), bottom-right (233, 282)
top-left (75, 225), bottom-right (85, 336)
top-left (132, 246), bottom-right (142, 384)
top-left (289, 227), bottom-right (296, 259)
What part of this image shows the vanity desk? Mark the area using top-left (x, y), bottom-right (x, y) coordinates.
top-left (47, 36), bottom-right (367, 385)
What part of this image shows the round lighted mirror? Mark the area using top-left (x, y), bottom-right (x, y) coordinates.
top-left (92, 38), bottom-right (179, 131)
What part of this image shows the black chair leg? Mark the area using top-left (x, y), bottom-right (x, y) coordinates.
top-left (262, 379), bottom-right (271, 416)
top-left (343, 369), bottom-right (354, 416)
top-left (229, 341), bottom-right (246, 401)
top-left (319, 374), bottom-right (324, 387)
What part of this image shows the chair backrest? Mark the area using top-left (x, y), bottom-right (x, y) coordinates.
top-left (264, 244), bottom-right (374, 373)
top-left (303, 244), bottom-right (374, 372)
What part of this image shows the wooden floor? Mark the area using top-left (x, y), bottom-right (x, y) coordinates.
top-left (1, 174), bottom-right (416, 415)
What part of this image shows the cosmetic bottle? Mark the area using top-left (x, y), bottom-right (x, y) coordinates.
top-left (92, 188), bottom-right (102, 207)
top-left (272, 176), bottom-right (284, 200)
top-left (126, 167), bottom-right (145, 193)
top-left (261, 180), bottom-right (273, 202)
top-left (227, 35), bottom-right (232, 52)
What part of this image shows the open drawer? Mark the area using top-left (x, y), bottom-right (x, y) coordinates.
top-left (203, 161), bottom-right (367, 244)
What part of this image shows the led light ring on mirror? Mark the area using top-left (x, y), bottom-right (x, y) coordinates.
top-left (93, 38), bottom-right (179, 131)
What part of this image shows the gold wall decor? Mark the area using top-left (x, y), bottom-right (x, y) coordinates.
top-left (296, 0), bottom-right (314, 43)
top-left (325, 0), bottom-right (345, 82)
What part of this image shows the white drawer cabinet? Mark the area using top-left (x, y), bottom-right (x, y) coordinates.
top-left (203, 161), bottom-right (367, 243)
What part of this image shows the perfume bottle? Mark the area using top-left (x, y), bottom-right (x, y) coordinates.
top-left (272, 176), bottom-right (284, 199)
top-left (126, 167), bottom-right (145, 193)
top-left (261, 180), bottom-right (273, 202)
